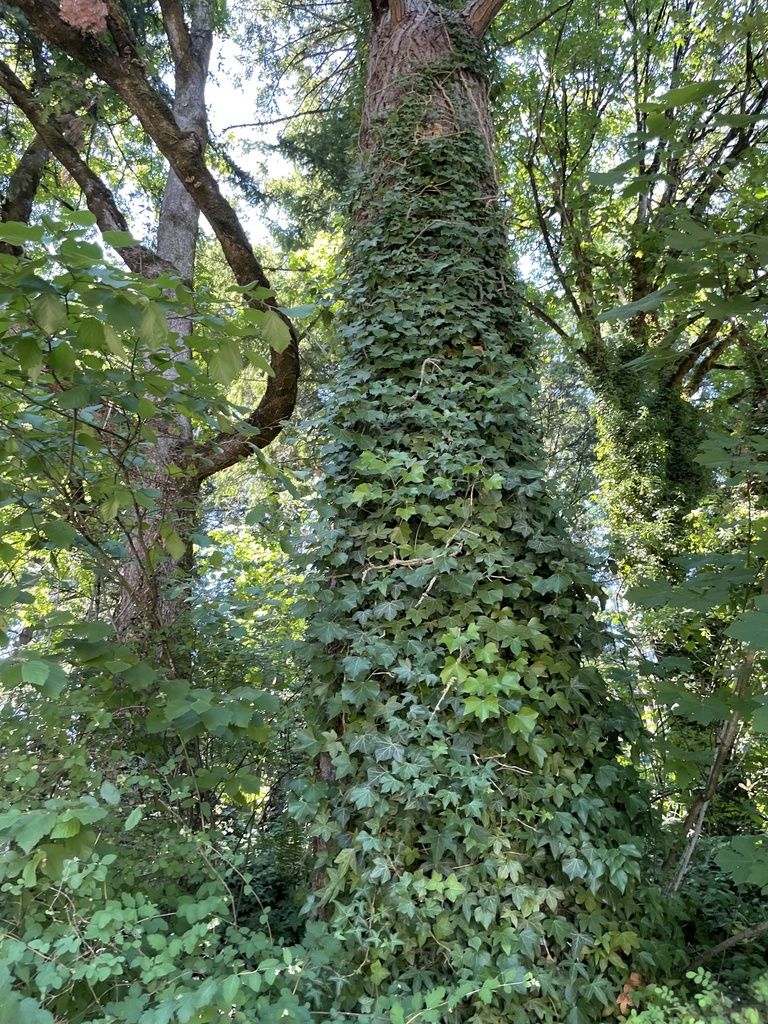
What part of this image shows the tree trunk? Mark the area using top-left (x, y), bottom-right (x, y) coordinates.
top-left (114, 0), bottom-right (213, 642)
top-left (296, 1), bottom-right (660, 1019)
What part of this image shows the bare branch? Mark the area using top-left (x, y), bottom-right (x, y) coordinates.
top-left (219, 107), bottom-right (332, 132)
top-left (0, 135), bottom-right (49, 249)
top-left (0, 60), bottom-right (174, 278)
top-left (464, 0), bottom-right (508, 38)
top-left (500, 0), bottom-right (575, 47)
top-left (10, 0), bottom-right (300, 469)
top-left (687, 919), bottom-right (768, 971)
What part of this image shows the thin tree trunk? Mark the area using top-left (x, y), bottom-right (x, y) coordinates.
top-left (113, 0), bottom-right (213, 641)
top-left (0, 135), bottom-right (49, 252)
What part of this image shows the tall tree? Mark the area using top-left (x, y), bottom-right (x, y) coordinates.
top-left (0, 0), bottom-right (301, 640)
top-left (293, 0), bottom-right (663, 1019)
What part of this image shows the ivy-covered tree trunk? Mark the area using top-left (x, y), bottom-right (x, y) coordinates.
top-left (297, 1), bottom-right (662, 1020)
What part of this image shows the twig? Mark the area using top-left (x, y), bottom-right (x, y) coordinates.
top-left (687, 919), bottom-right (768, 971)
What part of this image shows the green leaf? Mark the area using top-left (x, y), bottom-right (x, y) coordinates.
top-left (68, 210), bottom-right (97, 227)
top-left (15, 336), bottom-right (44, 380)
top-left (41, 521), bottom-right (78, 549)
top-left (0, 221), bottom-right (44, 245)
top-left (222, 975), bottom-right (240, 1004)
top-left (244, 348), bottom-right (274, 376)
top-left (57, 384), bottom-right (94, 410)
top-left (31, 293), bottom-right (68, 334)
top-left (261, 310), bottom-right (292, 353)
top-left (342, 654), bottom-right (372, 680)
top-left (102, 230), bottom-right (141, 247)
top-left (16, 811), bottom-right (58, 853)
top-left (100, 780), bottom-right (121, 806)
top-left (650, 81), bottom-right (724, 108)
top-left (125, 807), bottom-right (143, 831)
top-left (208, 337), bottom-right (244, 385)
top-left (103, 324), bottom-right (127, 358)
top-left (725, 611), bottom-right (768, 651)
top-left (342, 678), bottom-right (380, 704)
top-left (21, 660), bottom-right (50, 686)
top-left (161, 528), bottom-right (187, 562)
top-left (279, 303), bottom-right (315, 318)
top-left (597, 285), bottom-right (673, 323)
top-left (139, 303), bottom-right (168, 348)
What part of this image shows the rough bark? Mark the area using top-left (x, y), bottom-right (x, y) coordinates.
top-left (0, 135), bottom-right (49, 253)
top-left (0, 60), bottom-right (176, 278)
top-left (9, 0), bottom-right (300, 462)
top-left (298, 0), bottom-right (655, 1016)
top-left (113, 0), bottom-right (214, 639)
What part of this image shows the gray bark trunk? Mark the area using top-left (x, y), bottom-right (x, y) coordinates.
top-left (114, 1), bottom-right (213, 640)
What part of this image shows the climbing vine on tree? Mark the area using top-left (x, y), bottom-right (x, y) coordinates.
top-left (291, 2), bottom-right (670, 1020)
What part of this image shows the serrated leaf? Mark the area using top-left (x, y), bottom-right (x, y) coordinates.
top-left (208, 338), bottom-right (244, 385)
top-left (103, 323), bottom-right (127, 358)
top-left (160, 526), bottom-right (187, 561)
top-left (15, 336), bottom-right (44, 381)
top-left (32, 293), bottom-right (68, 334)
top-left (597, 285), bottom-right (673, 322)
top-left (139, 303), bottom-right (168, 348)
top-left (244, 348), bottom-right (274, 376)
top-left (0, 221), bottom-right (44, 245)
top-left (652, 81), bottom-right (724, 108)
top-left (725, 611), bottom-right (768, 651)
top-left (50, 815), bottom-right (81, 839)
top-left (21, 660), bottom-right (50, 686)
top-left (279, 303), bottom-right (315, 318)
top-left (16, 811), bottom-right (58, 853)
top-left (261, 310), bottom-right (292, 352)
top-left (41, 521), bottom-right (78, 549)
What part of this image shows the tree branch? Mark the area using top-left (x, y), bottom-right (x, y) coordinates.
top-left (687, 919), bottom-right (768, 971)
top-left (0, 60), bottom-right (174, 279)
top-left (12, 0), bottom-right (270, 292)
top-left (500, 0), bottom-right (575, 47)
top-left (464, 0), bottom-right (508, 38)
top-left (0, 134), bottom-right (49, 251)
top-left (10, 0), bottom-right (300, 470)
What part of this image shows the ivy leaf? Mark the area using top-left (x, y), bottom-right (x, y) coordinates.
top-left (342, 654), bottom-right (372, 680)
top-left (374, 737), bottom-right (405, 762)
top-left (562, 855), bottom-right (588, 880)
top-left (342, 679), bottom-right (380, 704)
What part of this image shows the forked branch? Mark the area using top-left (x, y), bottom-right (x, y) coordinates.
top-left (464, 0), bottom-right (509, 37)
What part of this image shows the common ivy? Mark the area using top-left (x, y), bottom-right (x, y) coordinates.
top-left (295, 15), bottom-right (671, 1022)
